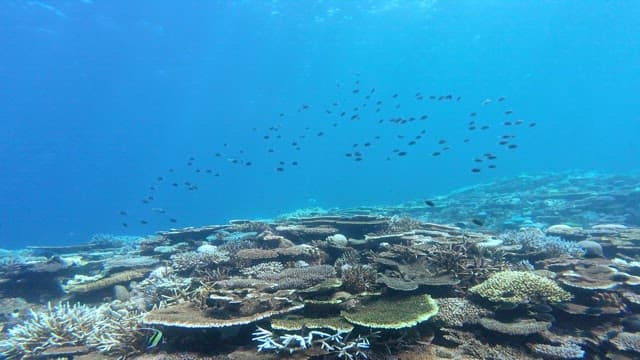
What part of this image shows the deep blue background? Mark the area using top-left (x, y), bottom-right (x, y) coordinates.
top-left (1, 1), bottom-right (639, 248)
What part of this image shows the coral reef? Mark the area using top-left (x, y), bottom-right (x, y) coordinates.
top-left (3, 181), bottom-right (640, 359)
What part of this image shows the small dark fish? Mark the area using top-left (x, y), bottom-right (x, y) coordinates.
top-left (140, 220), bottom-right (148, 225)
top-left (354, 157), bottom-right (363, 162)
top-left (317, 132), bottom-right (324, 136)
top-left (508, 144), bottom-right (518, 149)
top-left (504, 110), bottom-right (513, 115)
top-left (515, 119), bottom-right (524, 125)
top-left (156, 177), bottom-right (163, 181)
top-left (169, 218), bottom-right (177, 223)
top-left (172, 182), bottom-right (178, 187)
top-left (468, 126), bottom-right (477, 130)
top-left (469, 112), bottom-right (477, 117)
top-left (420, 115), bottom-right (428, 120)
top-left (438, 139), bottom-right (447, 145)
top-left (279, 161), bottom-right (285, 165)
top-left (340, 111), bottom-right (346, 117)
top-left (424, 200), bottom-right (435, 207)
top-left (364, 142), bottom-right (371, 147)
top-left (276, 167), bottom-right (284, 172)
top-left (169, 168), bottom-right (175, 172)
top-left (497, 96), bottom-right (506, 102)
top-left (499, 140), bottom-right (509, 145)
top-left (408, 141), bottom-right (416, 146)
top-left (471, 218), bottom-right (484, 226)
top-left (119, 211), bottom-right (127, 216)
top-left (279, 113), bottom-right (285, 117)
top-left (503, 121), bottom-right (512, 126)
top-left (432, 151), bottom-right (441, 156)
top-left (263, 135), bottom-right (270, 140)
top-left (345, 153), bottom-right (353, 157)
top-left (488, 164), bottom-right (497, 169)
top-left (352, 89), bottom-right (360, 94)
top-left (529, 122), bottom-right (537, 127)
top-left (291, 161), bottom-right (298, 166)
top-left (463, 139), bottom-right (470, 143)
top-left (245, 162), bottom-right (252, 166)
top-left (392, 93), bottom-right (398, 98)
top-left (122, 222), bottom-right (128, 227)
top-left (474, 158), bottom-right (483, 163)
top-left (481, 125), bottom-right (490, 130)
top-left (397, 151), bottom-right (407, 156)
top-left (442, 146), bottom-right (451, 151)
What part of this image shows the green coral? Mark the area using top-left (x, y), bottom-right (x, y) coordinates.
top-left (341, 294), bottom-right (438, 329)
top-left (469, 271), bottom-right (572, 304)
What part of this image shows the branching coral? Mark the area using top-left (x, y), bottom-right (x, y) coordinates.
top-left (252, 326), bottom-right (370, 359)
top-left (500, 228), bottom-right (584, 258)
top-left (341, 264), bottom-right (377, 293)
top-left (0, 302), bottom-right (147, 359)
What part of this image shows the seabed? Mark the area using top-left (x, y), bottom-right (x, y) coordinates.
top-left (1, 171), bottom-right (640, 360)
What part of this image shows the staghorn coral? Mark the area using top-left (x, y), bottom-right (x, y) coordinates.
top-left (0, 302), bottom-right (146, 359)
top-left (470, 270), bottom-right (572, 304)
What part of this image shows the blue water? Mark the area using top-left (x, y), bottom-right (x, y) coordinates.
top-left (0, 0), bottom-right (638, 249)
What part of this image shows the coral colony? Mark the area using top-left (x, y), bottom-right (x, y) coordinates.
top-left (252, 326), bottom-right (370, 359)
top-left (1, 172), bottom-right (640, 358)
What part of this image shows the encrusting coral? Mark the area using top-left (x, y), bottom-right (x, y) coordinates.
top-left (469, 270), bottom-right (572, 304)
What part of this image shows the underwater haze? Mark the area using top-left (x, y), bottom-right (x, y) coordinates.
top-left (0, 0), bottom-right (639, 249)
